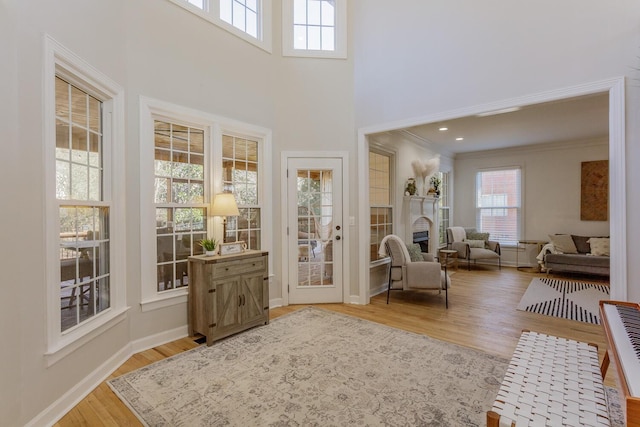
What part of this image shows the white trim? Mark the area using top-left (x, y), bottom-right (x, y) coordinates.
top-left (140, 290), bottom-right (188, 312)
top-left (608, 78), bottom-right (627, 301)
top-left (282, 0), bottom-right (347, 59)
top-left (358, 77), bottom-right (627, 303)
top-left (166, 0), bottom-right (273, 53)
top-left (139, 96), bottom-right (273, 308)
top-left (43, 34), bottom-right (128, 359)
top-left (44, 307), bottom-right (129, 367)
top-left (27, 325), bottom-right (189, 427)
top-left (280, 151), bottom-right (350, 306)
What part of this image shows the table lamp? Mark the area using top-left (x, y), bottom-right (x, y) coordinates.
top-left (211, 192), bottom-right (240, 242)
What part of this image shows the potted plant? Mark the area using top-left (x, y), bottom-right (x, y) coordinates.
top-left (199, 238), bottom-right (219, 256)
top-left (430, 175), bottom-right (442, 196)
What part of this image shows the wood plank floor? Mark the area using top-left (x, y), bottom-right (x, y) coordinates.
top-left (55, 267), bottom-right (615, 426)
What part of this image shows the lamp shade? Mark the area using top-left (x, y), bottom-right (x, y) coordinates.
top-left (211, 192), bottom-right (240, 217)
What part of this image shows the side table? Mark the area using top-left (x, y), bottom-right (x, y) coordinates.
top-left (438, 248), bottom-right (458, 271)
top-left (516, 240), bottom-right (547, 272)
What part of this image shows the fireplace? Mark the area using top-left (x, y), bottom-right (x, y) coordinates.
top-left (413, 231), bottom-right (429, 253)
top-left (403, 195), bottom-right (439, 255)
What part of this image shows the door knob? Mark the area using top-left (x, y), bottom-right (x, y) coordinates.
top-left (335, 236), bottom-right (341, 240)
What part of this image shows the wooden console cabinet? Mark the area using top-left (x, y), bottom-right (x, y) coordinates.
top-left (188, 250), bottom-right (269, 346)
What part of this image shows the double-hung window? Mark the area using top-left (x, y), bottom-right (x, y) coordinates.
top-left (221, 134), bottom-right (262, 249)
top-left (154, 121), bottom-right (208, 292)
top-left (475, 167), bottom-right (521, 246)
top-left (140, 98), bottom-right (271, 311)
top-left (45, 36), bottom-right (126, 361)
top-left (369, 150), bottom-right (393, 262)
top-left (283, 0), bottom-right (347, 58)
top-left (168, 0), bottom-right (272, 52)
top-left (437, 172), bottom-right (450, 247)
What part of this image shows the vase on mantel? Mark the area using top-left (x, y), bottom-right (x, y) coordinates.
top-left (416, 178), bottom-right (425, 196)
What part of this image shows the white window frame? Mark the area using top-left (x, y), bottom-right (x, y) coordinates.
top-left (139, 96), bottom-right (272, 312)
top-left (475, 166), bottom-right (523, 247)
top-left (167, 0), bottom-right (273, 53)
top-left (282, 0), bottom-right (347, 59)
top-left (438, 171), bottom-right (451, 247)
top-left (43, 35), bottom-right (128, 365)
top-left (368, 148), bottom-right (394, 265)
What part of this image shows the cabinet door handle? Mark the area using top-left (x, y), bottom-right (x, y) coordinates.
top-left (242, 294), bottom-right (246, 306)
top-left (239, 295), bottom-right (242, 306)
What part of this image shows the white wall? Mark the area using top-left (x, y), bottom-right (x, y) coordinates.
top-left (352, 0), bottom-right (640, 301)
top-left (0, 2), bottom-right (20, 424)
top-left (455, 139), bottom-right (610, 266)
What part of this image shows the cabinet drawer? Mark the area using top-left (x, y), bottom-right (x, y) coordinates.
top-left (212, 256), bottom-right (266, 278)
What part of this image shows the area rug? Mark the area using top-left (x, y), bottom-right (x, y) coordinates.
top-left (108, 307), bottom-right (623, 426)
top-left (517, 278), bottom-right (609, 324)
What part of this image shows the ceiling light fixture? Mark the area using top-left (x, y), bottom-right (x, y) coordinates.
top-left (476, 107), bottom-right (521, 117)
top-left (439, 127), bottom-right (448, 131)
top-left (455, 137), bottom-right (464, 141)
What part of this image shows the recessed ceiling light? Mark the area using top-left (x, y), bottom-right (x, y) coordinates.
top-left (455, 137), bottom-right (464, 141)
top-left (439, 127), bottom-right (448, 131)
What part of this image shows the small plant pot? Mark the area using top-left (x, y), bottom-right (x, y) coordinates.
top-left (205, 249), bottom-right (217, 256)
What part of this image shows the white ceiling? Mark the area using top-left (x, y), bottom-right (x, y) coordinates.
top-left (384, 92), bottom-right (609, 154)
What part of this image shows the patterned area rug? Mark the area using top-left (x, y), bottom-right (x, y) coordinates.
top-left (108, 307), bottom-right (623, 426)
top-left (517, 278), bottom-right (609, 324)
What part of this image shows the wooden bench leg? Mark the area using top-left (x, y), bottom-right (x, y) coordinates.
top-left (487, 410), bottom-right (515, 427)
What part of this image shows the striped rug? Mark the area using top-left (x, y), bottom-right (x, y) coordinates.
top-left (517, 278), bottom-right (609, 324)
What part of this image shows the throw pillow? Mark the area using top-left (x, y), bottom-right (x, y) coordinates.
top-left (571, 235), bottom-right (591, 254)
top-left (406, 243), bottom-right (424, 262)
top-left (588, 237), bottom-right (610, 256)
top-left (466, 231), bottom-right (490, 248)
top-left (548, 234), bottom-right (578, 254)
top-left (464, 239), bottom-right (486, 248)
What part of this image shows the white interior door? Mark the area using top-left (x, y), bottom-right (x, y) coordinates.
top-left (287, 157), bottom-right (343, 304)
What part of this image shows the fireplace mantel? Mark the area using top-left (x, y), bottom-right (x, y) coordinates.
top-left (403, 195), bottom-right (440, 254)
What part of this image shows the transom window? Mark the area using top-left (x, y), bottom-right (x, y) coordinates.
top-left (476, 168), bottom-right (521, 246)
top-left (283, 0), bottom-right (347, 58)
top-left (220, 0), bottom-right (259, 38)
top-left (154, 120), bottom-right (208, 292)
top-left (222, 134), bottom-right (261, 249)
top-left (168, 0), bottom-right (272, 52)
top-left (293, 0), bottom-right (335, 51)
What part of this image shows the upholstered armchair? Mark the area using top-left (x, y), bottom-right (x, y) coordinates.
top-left (380, 235), bottom-right (450, 308)
top-left (446, 227), bottom-right (501, 271)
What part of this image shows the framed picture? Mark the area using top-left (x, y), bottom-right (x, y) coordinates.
top-left (219, 241), bottom-right (246, 256)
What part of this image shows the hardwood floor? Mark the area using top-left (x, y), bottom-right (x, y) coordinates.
top-left (55, 267), bottom-right (615, 426)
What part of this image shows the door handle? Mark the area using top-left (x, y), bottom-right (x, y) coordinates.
top-left (335, 236), bottom-right (341, 241)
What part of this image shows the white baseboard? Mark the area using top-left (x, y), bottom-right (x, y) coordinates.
top-left (269, 297), bottom-right (283, 308)
top-left (27, 325), bottom-right (190, 427)
top-left (25, 345), bottom-right (132, 427)
top-left (130, 325), bottom-right (189, 354)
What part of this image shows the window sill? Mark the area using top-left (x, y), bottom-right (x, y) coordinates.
top-left (140, 288), bottom-right (188, 312)
top-left (45, 306), bottom-right (130, 367)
